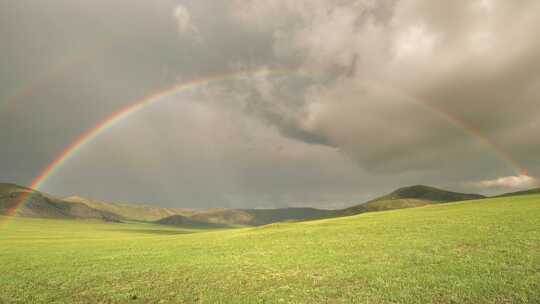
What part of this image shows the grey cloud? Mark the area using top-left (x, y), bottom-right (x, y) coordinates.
top-left (473, 174), bottom-right (539, 191)
top-left (1, 0), bottom-right (539, 208)
top-left (174, 4), bottom-right (198, 35)
top-left (225, 0), bottom-right (540, 178)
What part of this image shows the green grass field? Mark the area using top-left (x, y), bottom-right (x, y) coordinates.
top-left (1, 195), bottom-right (539, 303)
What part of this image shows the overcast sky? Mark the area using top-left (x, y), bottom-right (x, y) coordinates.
top-left (1, 0), bottom-right (539, 208)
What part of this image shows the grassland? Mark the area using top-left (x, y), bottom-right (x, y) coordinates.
top-left (1, 194), bottom-right (539, 303)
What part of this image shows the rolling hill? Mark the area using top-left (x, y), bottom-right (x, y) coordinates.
top-left (1, 192), bottom-right (538, 303)
top-left (0, 183), bottom-right (121, 222)
top-left (341, 185), bottom-right (485, 216)
top-left (64, 196), bottom-right (194, 221)
top-left (1, 183), bottom-right (487, 226)
top-left (378, 185), bottom-right (484, 202)
top-left (155, 214), bottom-right (231, 229)
top-left (67, 184), bottom-right (485, 226)
top-left (191, 207), bottom-right (337, 226)
top-left (62, 194), bottom-right (338, 226)
top-left (496, 187), bottom-right (540, 198)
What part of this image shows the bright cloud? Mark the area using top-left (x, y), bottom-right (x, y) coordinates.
top-left (173, 4), bottom-right (198, 36)
top-left (475, 175), bottom-right (538, 189)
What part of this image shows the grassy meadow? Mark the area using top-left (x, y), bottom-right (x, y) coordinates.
top-left (1, 195), bottom-right (539, 303)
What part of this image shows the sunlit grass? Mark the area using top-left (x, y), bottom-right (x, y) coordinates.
top-left (1, 195), bottom-right (539, 303)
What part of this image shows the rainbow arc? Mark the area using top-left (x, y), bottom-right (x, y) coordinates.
top-left (2, 68), bottom-right (534, 223)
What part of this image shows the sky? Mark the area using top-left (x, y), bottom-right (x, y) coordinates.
top-left (1, 0), bottom-right (539, 208)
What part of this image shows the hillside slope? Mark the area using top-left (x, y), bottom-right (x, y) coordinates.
top-left (155, 214), bottom-right (230, 229)
top-left (190, 207), bottom-right (336, 226)
top-left (0, 183), bottom-right (121, 222)
top-left (163, 186), bottom-right (484, 226)
top-left (64, 196), bottom-right (194, 221)
top-left (374, 185), bottom-right (484, 202)
top-left (496, 187), bottom-right (540, 198)
top-left (2, 183), bottom-right (487, 226)
top-left (342, 185), bottom-right (485, 215)
top-left (63, 196), bottom-right (337, 226)
top-left (1, 193), bottom-right (539, 303)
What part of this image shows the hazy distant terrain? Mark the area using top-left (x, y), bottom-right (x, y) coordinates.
top-left (1, 183), bottom-right (489, 226)
top-left (64, 196), bottom-right (196, 221)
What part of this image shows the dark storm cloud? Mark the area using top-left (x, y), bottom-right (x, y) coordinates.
top-left (1, 0), bottom-right (539, 208)
top-left (226, 0), bottom-right (540, 175)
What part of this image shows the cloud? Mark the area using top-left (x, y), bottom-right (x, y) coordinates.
top-left (474, 175), bottom-right (538, 190)
top-left (3, 0), bottom-right (540, 207)
top-left (225, 0), bottom-right (540, 177)
top-left (173, 4), bottom-right (199, 36)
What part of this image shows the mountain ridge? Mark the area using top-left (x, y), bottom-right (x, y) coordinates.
top-left (64, 196), bottom-right (195, 221)
top-left (341, 185), bottom-right (484, 216)
top-left (0, 184), bottom-right (121, 222)
top-left (495, 187), bottom-right (540, 198)
top-left (383, 185), bottom-right (485, 202)
top-left (1, 183), bottom-right (489, 226)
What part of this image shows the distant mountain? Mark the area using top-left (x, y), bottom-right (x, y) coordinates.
top-left (164, 186), bottom-right (484, 226)
top-left (242, 208), bottom-right (337, 225)
top-left (192, 208), bottom-right (337, 226)
top-left (0, 183), bottom-right (121, 222)
top-left (2, 183), bottom-right (489, 226)
top-left (381, 185), bottom-right (484, 202)
top-left (341, 185), bottom-right (485, 216)
top-left (155, 215), bottom-right (229, 229)
top-left (495, 188), bottom-right (540, 198)
top-left (66, 197), bottom-right (336, 226)
top-left (189, 208), bottom-right (255, 225)
top-left (64, 196), bottom-right (194, 221)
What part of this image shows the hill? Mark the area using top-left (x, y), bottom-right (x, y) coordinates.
top-left (64, 196), bottom-right (194, 221)
top-left (341, 185), bottom-right (485, 215)
top-left (495, 187), bottom-right (540, 198)
top-left (189, 208), bottom-right (255, 225)
top-left (155, 214), bottom-right (230, 229)
top-left (242, 207), bottom-right (337, 225)
top-left (0, 183), bottom-right (121, 222)
top-left (68, 185), bottom-right (485, 226)
top-left (376, 185), bottom-right (484, 202)
top-left (66, 196), bottom-right (338, 226)
top-left (3, 183), bottom-right (489, 226)
top-left (4, 187), bottom-right (333, 226)
top-left (190, 207), bottom-right (336, 226)
top-left (62, 195), bottom-right (337, 226)
top-left (1, 193), bottom-right (539, 303)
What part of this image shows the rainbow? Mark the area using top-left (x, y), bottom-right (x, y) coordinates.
top-left (3, 67), bottom-right (291, 219)
top-left (3, 69), bottom-right (536, 221)
top-left (421, 102), bottom-right (530, 176)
